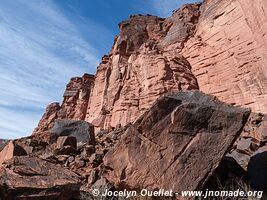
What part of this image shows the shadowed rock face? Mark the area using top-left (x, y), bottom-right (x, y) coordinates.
top-left (0, 139), bottom-right (8, 151)
top-left (103, 91), bottom-right (250, 192)
top-left (50, 119), bottom-right (95, 145)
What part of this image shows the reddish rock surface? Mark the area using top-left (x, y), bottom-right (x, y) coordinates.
top-left (85, 10), bottom-right (200, 130)
top-left (182, 0), bottom-right (267, 113)
top-left (3, 0), bottom-right (267, 199)
top-left (0, 141), bottom-right (27, 165)
top-left (33, 0), bottom-right (267, 132)
top-left (103, 91), bottom-right (250, 193)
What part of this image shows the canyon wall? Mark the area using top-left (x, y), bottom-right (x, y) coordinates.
top-left (182, 0), bottom-right (267, 113)
top-left (84, 7), bottom-right (201, 130)
top-left (33, 0), bottom-right (267, 133)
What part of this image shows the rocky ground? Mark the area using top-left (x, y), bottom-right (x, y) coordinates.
top-left (0, 91), bottom-right (253, 200)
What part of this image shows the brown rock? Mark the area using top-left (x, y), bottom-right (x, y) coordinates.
top-left (0, 156), bottom-right (81, 199)
top-left (236, 138), bottom-right (253, 155)
top-left (81, 145), bottom-right (95, 159)
top-left (55, 145), bottom-right (77, 156)
top-left (227, 151), bottom-right (250, 170)
top-left (74, 156), bottom-right (85, 169)
top-left (88, 169), bottom-right (98, 185)
top-left (89, 153), bottom-right (104, 168)
top-left (50, 119), bottom-right (95, 145)
top-left (103, 91), bottom-right (250, 192)
top-left (0, 141), bottom-right (27, 166)
top-left (56, 155), bottom-right (69, 163)
top-left (0, 139), bottom-right (8, 151)
top-left (57, 136), bottom-right (77, 149)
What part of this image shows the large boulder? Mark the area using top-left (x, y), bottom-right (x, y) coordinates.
top-left (0, 156), bottom-right (81, 200)
top-left (50, 119), bottom-right (95, 145)
top-left (104, 91), bottom-right (250, 193)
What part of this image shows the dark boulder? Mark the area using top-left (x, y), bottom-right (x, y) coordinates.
top-left (50, 119), bottom-right (95, 145)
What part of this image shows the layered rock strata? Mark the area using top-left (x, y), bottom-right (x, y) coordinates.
top-left (34, 0), bottom-right (267, 133)
top-left (85, 11), bottom-right (200, 130)
top-left (182, 0), bottom-right (267, 113)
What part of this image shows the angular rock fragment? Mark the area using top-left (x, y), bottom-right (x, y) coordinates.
top-left (51, 119), bottom-right (95, 145)
top-left (57, 136), bottom-right (77, 149)
top-left (0, 141), bottom-right (27, 165)
top-left (0, 156), bottom-right (81, 200)
top-left (104, 91), bottom-right (250, 193)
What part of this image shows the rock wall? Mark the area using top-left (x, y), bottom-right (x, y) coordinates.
top-left (85, 6), bottom-right (201, 130)
top-left (182, 0), bottom-right (267, 113)
top-left (34, 0), bottom-right (267, 132)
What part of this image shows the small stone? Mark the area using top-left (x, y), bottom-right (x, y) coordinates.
top-left (56, 155), bottom-right (69, 163)
top-left (88, 169), bottom-right (98, 185)
top-left (55, 146), bottom-right (77, 155)
top-left (74, 156), bottom-right (85, 168)
top-left (68, 156), bottom-right (75, 163)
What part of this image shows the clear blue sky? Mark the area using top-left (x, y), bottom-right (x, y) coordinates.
top-left (0, 0), bottom-right (199, 139)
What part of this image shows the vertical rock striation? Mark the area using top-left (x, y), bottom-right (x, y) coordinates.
top-left (182, 0), bottom-right (267, 113)
top-left (33, 0), bottom-right (267, 133)
top-left (85, 9), bottom-right (201, 130)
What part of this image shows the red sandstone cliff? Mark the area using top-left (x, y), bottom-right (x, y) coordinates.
top-left (183, 0), bottom-right (267, 113)
top-left (34, 0), bottom-right (267, 132)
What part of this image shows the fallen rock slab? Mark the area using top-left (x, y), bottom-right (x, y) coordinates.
top-left (0, 156), bottom-right (81, 200)
top-left (0, 141), bottom-right (27, 166)
top-left (50, 119), bottom-right (95, 145)
top-left (104, 91), bottom-right (250, 193)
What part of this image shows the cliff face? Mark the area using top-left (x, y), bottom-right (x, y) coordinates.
top-left (34, 0), bottom-right (267, 132)
top-left (84, 11), bottom-right (200, 130)
top-left (183, 0), bottom-right (267, 113)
